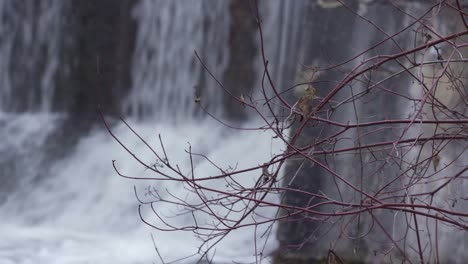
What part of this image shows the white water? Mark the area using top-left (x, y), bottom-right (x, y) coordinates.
top-left (0, 0), bottom-right (64, 112)
top-left (0, 116), bottom-right (284, 263)
top-left (126, 0), bottom-right (230, 121)
top-left (0, 0), bottom-right (297, 262)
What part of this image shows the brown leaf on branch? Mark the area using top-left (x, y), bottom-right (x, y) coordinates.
top-left (295, 66), bottom-right (318, 120)
top-left (240, 93), bottom-right (245, 108)
top-left (297, 86), bottom-right (316, 119)
top-left (432, 154), bottom-right (440, 171)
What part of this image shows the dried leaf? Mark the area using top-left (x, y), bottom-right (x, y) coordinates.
top-left (432, 155), bottom-right (440, 171)
top-left (240, 93), bottom-right (245, 108)
top-left (297, 86), bottom-right (316, 118)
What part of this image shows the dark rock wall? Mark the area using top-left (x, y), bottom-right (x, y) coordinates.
top-left (275, 0), bottom-right (468, 263)
top-left (221, 0), bottom-right (258, 121)
top-left (55, 0), bottom-right (137, 118)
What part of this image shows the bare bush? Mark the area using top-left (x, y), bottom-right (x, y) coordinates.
top-left (102, 1), bottom-right (468, 263)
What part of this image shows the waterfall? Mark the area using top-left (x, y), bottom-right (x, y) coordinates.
top-left (5, 0), bottom-right (465, 263)
top-left (126, 0), bottom-right (230, 121)
top-left (0, 0), bottom-right (65, 112)
top-left (0, 1), bottom-right (297, 263)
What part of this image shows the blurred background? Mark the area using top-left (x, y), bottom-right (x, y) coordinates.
top-left (1, 0), bottom-right (467, 263)
top-left (0, 0), bottom-right (301, 263)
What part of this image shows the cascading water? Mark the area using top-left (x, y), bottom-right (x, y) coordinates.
top-left (0, 1), bottom-right (295, 263)
top-left (0, 0), bottom-right (65, 112)
top-left (126, 0), bottom-right (230, 122)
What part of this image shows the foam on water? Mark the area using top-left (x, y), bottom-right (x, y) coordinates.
top-left (0, 116), bottom-right (284, 263)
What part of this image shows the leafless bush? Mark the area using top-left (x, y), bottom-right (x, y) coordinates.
top-left (101, 1), bottom-right (468, 263)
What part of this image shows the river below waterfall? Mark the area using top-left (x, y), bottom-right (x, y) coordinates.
top-left (0, 0), bottom-right (300, 262)
top-left (0, 115), bottom-right (284, 263)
